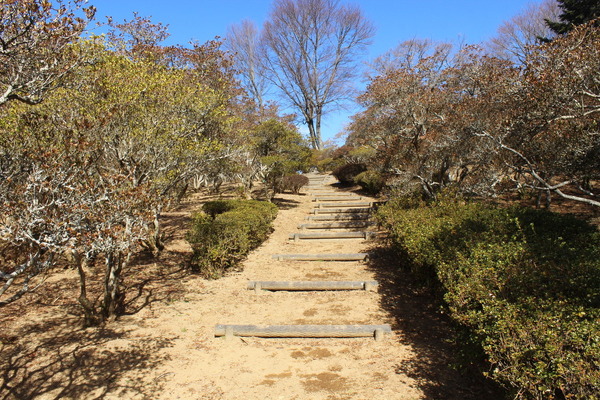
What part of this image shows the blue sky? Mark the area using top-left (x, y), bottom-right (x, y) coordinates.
top-left (91, 0), bottom-right (540, 144)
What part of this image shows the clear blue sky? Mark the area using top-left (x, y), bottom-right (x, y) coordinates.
top-left (91, 0), bottom-right (538, 144)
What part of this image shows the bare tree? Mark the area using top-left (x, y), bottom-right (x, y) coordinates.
top-left (0, 0), bottom-right (95, 106)
top-left (368, 38), bottom-right (453, 78)
top-left (261, 0), bottom-right (374, 150)
top-left (225, 19), bottom-right (268, 108)
top-left (486, 0), bottom-right (560, 65)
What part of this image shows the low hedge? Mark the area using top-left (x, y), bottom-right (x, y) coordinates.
top-left (376, 197), bottom-right (600, 399)
top-left (354, 170), bottom-right (385, 195)
top-left (332, 163), bottom-right (366, 184)
top-left (187, 200), bottom-right (278, 278)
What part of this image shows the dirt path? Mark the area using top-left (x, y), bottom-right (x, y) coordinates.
top-left (121, 174), bottom-right (423, 400)
top-left (1, 174), bottom-right (501, 400)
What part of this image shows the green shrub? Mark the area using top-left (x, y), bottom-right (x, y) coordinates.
top-left (316, 157), bottom-right (345, 172)
top-left (187, 200), bottom-right (278, 278)
top-left (282, 174), bottom-right (309, 194)
top-left (354, 170), bottom-right (385, 195)
top-left (332, 163), bottom-right (366, 184)
top-left (376, 198), bottom-right (600, 399)
top-left (201, 200), bottom-right (236, 218)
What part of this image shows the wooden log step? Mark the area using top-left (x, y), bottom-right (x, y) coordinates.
top-left (313, 208), bottom-right (371, 214)
top-left (316, 202), bottom-right (372, 208)
top-left (247, 281), bottom-right (378, 291)
top-left (271, 253), bottom-right (368, 261)
top-left (313, 197), bottom-right (363, 202)
top-left (312, 195), bottom-right (362, 200)
top-left (306, 214), bottom-right (371, 221)
top-left (215, 324), bottom-right (392, 340)
top-left (289, 231), bottom-right (376, 241)
top-left (298, 221), bottom-right (375, 229)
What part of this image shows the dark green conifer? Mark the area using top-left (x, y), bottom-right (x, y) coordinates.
top-left (546, 0), bottom-right (600, 34)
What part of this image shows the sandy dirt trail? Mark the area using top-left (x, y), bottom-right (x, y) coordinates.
top-left (1, 173), bottom-right (501, 400)
top-left (129, 174), bottom-right (422, 399)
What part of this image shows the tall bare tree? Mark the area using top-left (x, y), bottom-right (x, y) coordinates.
top-left (368, 38), bottom-right (453, 78)
top-left (225, 19), bottom-right (268, 109)
top-left (486, 0), bottom-right (560, 65)
top-left (261, 0), bottom-right (374, 150)
top-left (0, 0), bottom-right (95, 106)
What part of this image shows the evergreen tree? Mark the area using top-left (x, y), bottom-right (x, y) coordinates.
top-left (546, 0), bottom-right (600, 34)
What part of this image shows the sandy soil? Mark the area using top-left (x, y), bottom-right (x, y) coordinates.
top-left (1, 174), bottom-right (502, 400)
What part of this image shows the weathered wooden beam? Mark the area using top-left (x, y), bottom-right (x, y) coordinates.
top-left (306, 214), bottom-right (371, 221)
top-left (271, 253), bottom-right (368, 261)
top-left (312, 208), bottom-right (371, 214)
top-left (289, 231), bottom-right (375, 241)
top-left (312, 196), bottom-right (362, 201)
top-left (247, 281), bottom-right (378, 291)
top-left (316, 202), bottom-right (372, 208)
top-left (298, 221), bottom-right (375, 229)
top-left (215, 324), bottom-right (392, 340)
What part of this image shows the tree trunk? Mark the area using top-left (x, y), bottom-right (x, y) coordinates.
top-left (102, 251), bottom-right (128, 321)
top-left (306, 118), bottom-right (320, 150)
top-left (315, 112), bottom-right (323, 150)
top-left (75, 252), bottom-right (97, 327)
top-left (147, 205), bottom-right (164, 257)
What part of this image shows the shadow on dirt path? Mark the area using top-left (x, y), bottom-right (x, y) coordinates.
top-left (0, 317), bottom-right (172, 400)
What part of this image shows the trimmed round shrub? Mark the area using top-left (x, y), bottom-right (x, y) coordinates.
top-left (332, 163), bottom-right (366, 184)
top-left (201, 200), bottom-right (236, 218)
top-left (188, 200), bottom-right (278, 278)
top-left (282, 174), bottom-right (309, 194)
top-left (354, 170), bottom-right (385, 195)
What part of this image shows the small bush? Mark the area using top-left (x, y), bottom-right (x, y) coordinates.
top-left (376, 198), bottom-right (600, 399)
top-left (188, 200), bottom-right (278, 278)
top-left (332, 163), bottom-right (366, 184)
top-left (354, 170), bottom-right (385, 195)
top-left (281, 174), bottom-right (309, 194)
top-left (201, 200), bottom-right (236, 218)
top-left (316, 157), bottom-right (345, 172)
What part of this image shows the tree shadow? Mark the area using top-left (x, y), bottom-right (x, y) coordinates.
top-left (272, 197), bottom-right (302, 210)
top-left (366, 244), bottom-right (506, 400)
top-left (121, 260), bottom-right (190, 316)
top-left (0, 317), bottom-right (173, 400)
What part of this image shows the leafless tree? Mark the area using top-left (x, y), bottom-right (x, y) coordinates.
top-left (368, 38), bottom-right (453, 78)
top-left (225, 19), bottom-right (268, 108)
top-left (0, 0), bottom-right (95, 106)
top-left (261, 0), bottom-right (374, 150)
top-left (486, 0), bottom-right (560, 65)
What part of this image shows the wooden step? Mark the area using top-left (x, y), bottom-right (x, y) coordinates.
top-left (306, 214), bottom-right (371, 221)
top-left (289, 231), bottom-right (375, 241)
top-left (247, 281), bottom-right (378, 291)
top-left (215, 324), bottom-right (391, 340)
top-left (316, 202), bottom-right (372, 208)
top-left (312, 208), bottom-right (371, 214)
top-left (298, 221), bottom-right (375, 229)
top-left (271, 253), bottom-right (368, 261)
top-left (312, 196), bottom-right (363, 201)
